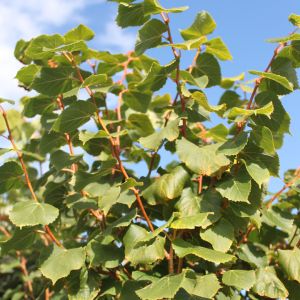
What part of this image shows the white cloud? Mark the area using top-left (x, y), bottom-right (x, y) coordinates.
top-left (97, 20), bottom-right (136, 53)
top-left (0, 0), bottom-right (104, 99)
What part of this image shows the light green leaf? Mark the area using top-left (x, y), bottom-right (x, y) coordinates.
top-left (252, 267), bottom-right (289, 299)
top-left (191, 53), bottom-right (221, 87)
top-left (172, 239), bottom-right (235, 263)
top-left (205, 37), bottom-right (232, 60)
top-left (144, 0), bottom-right (188, 15)
top-left (135, 19), bottom-right (167, 55)
top-left (243, 160), bottom-right (270, 187)
top-left (266, 33), bottom-right (300, 43)
top-left (278, 248), bottom-right (300, 283)
top-left (222, 270), bottom-right (256, 291)
top-left (139, 119), bottom-right (180, 151)
top-left (64, 24), bottom-right (95, 42)
top-left (249, 70), bottom-right (294, 91)
top-left (289, 14), bottom-right (300, 27)
top-left (177, 138), bottom-right (230, 176)
top-left (251, 125), bottom-right (275, 155)
top-left (180, 11), bottom-right (216, 40)
top-left (216, 169), bottom-right (252, 203)
top-left (192, 91), bottom-right (226, 113)
top-left (200, 219), bottom-right (234, 252)
top-left (0, 161), bottom-right (23, 194)
top-left (40, 246), bottom-right (86, 284)
top-left (52, 101), bottom-right (96, 133)
top-left (82, 74), bottom-right (108, 87)
top-left (221, 73), bottom-right (245, 89)
top-left (123, 225), bottom-right (165, 265)
top-left (218, 132), bottom-right (248, 155)
top-left (9, 200), bottom-right (59, 227)
top-left (170, 213), bottom-right (211, 229)
top-left (168, 36), bottom-right (207, 50)
top-left (142, 165), bottom-right (189, 203)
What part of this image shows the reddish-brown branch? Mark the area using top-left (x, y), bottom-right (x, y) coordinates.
top-left (62, 52), bottom-right (155, 232)
top-left (160, 12), bottom-right (186, 137)
top-left (0, 105), bottom-right (63, 248)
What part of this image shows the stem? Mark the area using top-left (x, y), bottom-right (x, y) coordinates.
top-left (160, 12), bottom-right (186, 137)
top-left (188, 47), bottom-right (201, 73)
top-left (0, 105), bottom-right (63, 248)
top-left (63, 52), bottom-right (154, 232)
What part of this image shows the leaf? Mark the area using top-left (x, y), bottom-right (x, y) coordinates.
top-left (176, 72), bottom-right (208, 89)
top-left (116, 3), bottom-right (150, 28)
top-left (23, 95), bottom-right (54, 118)
top-left (52, 101), bottom-right (96, 133)
top-left (205, 37), bottom-right (232, 60)
top-left (31, 67), bottom-right (79, 96)
top-left (216, 168), bottom-right (252, 203)
top-left (251, 125), bottom-right (275, 155)
top-left (40, 246), bottom-right (86, 284)
top-left (227, 101), bottom-right (274, 119)
top-left (143, 0), bottom-right (188, 15)
top-left (0, 161), bottom-right (23, 194)
top-left (25, 34), bottom-right (64, 59)
top-left (172, 239), bottom-right (235, 264)
top-left (192, 91), bottom-right (226, 113)
top-left (180, 11), bottom-right (216, 40)
top-left (123, 89), bottom-right (152, 113)
top-left (200, 219), bottom-right (234, 252)
top-left (16, 65), bottom-right (40, 89)
top-left (170, 213), bottom-right (211, 229)
top-left (135, 19), bottom-right (167, 55)
top-left (50, 150), bottom-right (82, 170)
top-left (222, 270), bottom-right (256, 291)
top-left (266, 33), bottom-right (300, 43)
top-left (278, 248), bottom-right (300, 283)
top-left (39, 132), bottom-right (66, 155)
top-left (221, 73), bottom-right (245, 89)
top-left (252, 267), bottom-right (289, 299)
top-left (123, 225), bottom-right (165, 265)
top-left (177, 138), bottom-right (230, 176)
top-left (289, 14), bottom-right (300, 27)
top-left (87, 241), bottom-right (123, 268)
top-left (237, 244), bottom-right (268, 268)
top-left (192, 53), bottom-right (221, 87)
top-left (243, 160), bottom-right (270, 187)
top-left (136, 271), bottom-right (186, 300)
top-left (142, 165), bottom-right (189, 203)
top-left (64, 24), bottom-right (95, 42)
top-left (249, 70), bottom-right (294, 91)
top-left (217, 132), bottom-right (248, 155)
top-left (0, 228), bottom-right (36, 254)
top-left (139, 119), bottom-right (180, 151)
top-left (168, 36), bottom-right (207, 50)
top-left (9, 200), bottom-right (59, 227)
top-left (82, 74), bottom-right (108, 87)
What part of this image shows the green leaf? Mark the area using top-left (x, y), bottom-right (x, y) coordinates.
top-left (52, 100), bottom-right (96, 133)
top-left (289, 14), bottom-right (300, 27)
top-left (243, 159), bottom-right (270, 187)
top-left (123, 89), bottom-right (152, 113)
top-left (143, 0), bottom-right (188, 15)
top-left (139, 119), bottom-right (180, 151)
top-left (31, 67), bottom-right (79, 96)
top-left (221, 73), bottom-right (245, 89)
top-left (227, 101), bottom-right (274, 119)
top-left (217, 132), bottom-right (248, 155)
top-left (278, 248), bottom-right (300, 283)
top-left (116, 3), bottom-right (150, 28)
top-left (40, 246), bottom-right (86, 284)
top-left (142, 165), bottom-right (189, 203)
top-left (222, 270), bottom-right (256, 291)
top-left (16, 64), bottom-right (40, 88)
top-left (50, 150), bottom-right (82, 170)
top-left (266, 33), bottom-right (300, 43)
top-left (9, 200), bottom-right (59, 227)
top-left (206, 124), bottom-right (229, 142)
top-left (249, 70), bottom-right (294, 91)
top-left (135, 19), bottom-right (167, 55)
top-left (23, 95), bottom-right (54, 118)
top-left (0, 161), bottom-right (23, 194)
top-left (237, 244), bottom-right (268, 268)
top-left (123, 225), bottom-right (165, 265)
top-left (176, 72), bottom-right (208, 89)
top-left (177, 138), bottom-right (230, 176)
top-left (252, 267), bottom-right (289, 299)
top-left (192, 53), bottom-right (221, 87)
top-left (170, 213), bottom-right (211, 229)
top-left (136, 271), bottom-right (186, 300)
top-left (205, 37), bottom-right (232, 60)
top-left (172, 239), bottom-right (235, 263)
top-left (180, 11), bottom-right (216, 40)
top-left (168, 36), bottom-right (207, 50)
top-left (64, 24), bottom-right (95, 42)
top-left (192, 91), bottom-right (226, 113)
top-left (25, 34), bottom-right (64, 59)
top-left (0, 228), bottom-right (36, 254)
top-left (82, 74), bottom-right (108, 87)
top-left (216, 168), bottom-right (252, 203)
top-left (251, 125), bottom-right (275, 155)
top-left (87, 241), bottom-right (123, 269)
top-left (200, 219), bottom-right (234, 252)
top-left (39, 131), bottom-right (66, 155)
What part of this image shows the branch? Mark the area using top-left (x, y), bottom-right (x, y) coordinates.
top-left (0, 105), bottom-right (63, 248)
top-left (62, 52), bottom-right (154, 232)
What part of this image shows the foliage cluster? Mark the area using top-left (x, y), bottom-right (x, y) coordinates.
top-left (1, 1), bottom-right (300, 299)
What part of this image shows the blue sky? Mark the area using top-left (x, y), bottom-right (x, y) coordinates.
top-left (0, 0), bottom-right (299, 191)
